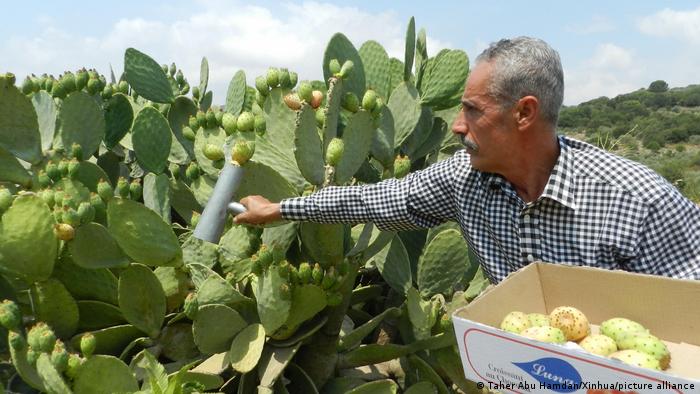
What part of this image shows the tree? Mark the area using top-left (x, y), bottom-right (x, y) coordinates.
top-left (648, 80), bottom-right (669, 93)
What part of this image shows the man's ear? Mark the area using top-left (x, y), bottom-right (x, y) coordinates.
top-left (514, 95), bottom-right (539, 130)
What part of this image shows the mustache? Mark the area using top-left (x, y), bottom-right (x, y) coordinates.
top-left (459, 135), bottom-right (479, 152)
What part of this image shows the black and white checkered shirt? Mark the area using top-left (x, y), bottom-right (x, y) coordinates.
top-left (281, 136), bottom-right (700, 283)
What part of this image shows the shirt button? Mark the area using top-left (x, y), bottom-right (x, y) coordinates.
top-left (527, 254), bottom-right (535, 262)
top-left (523, 214), bottom-right (531, 223)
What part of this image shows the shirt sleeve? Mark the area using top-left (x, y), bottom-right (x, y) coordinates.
top-left (629, 184), bottom-right (700, 280)
top-left (280, 155), bottom-right (460, 232)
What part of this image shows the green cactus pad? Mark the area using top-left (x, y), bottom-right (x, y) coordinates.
top-left (228, 323), bottom-right (265, 373)
top-left (373, 236), bottom-right (413, 296)
top-left (261, 222), bottom-right (299, 256)
top-left (323, 33), bottom-right (366, 99)
top-left (182, 234), bottom-right (218, 267)
top-left (417, 229), bottom-right (470, 298)
top-left (55, 178), bottom-right (91, 203)
top-left (107, 198), bottom-right (182, 266)
top-left (154, 266), bottom-right (189, 312)
top-left (279, 284), bottom-right (327, 334)
top-left (159, 323), bottom-right (200, 361)
top-left (58, 91), bottom-right (106, 160)
top-left (193, 126), bottom-right (226, 178)
top-left (388, 58), bottom-right (404, 98)
top-left (167, 96), bottom-right (197, 159)
top-left (0, 78), bottom-right (42, 163)
top-left (31, 278), bottom-right (79, 338)
top-left (359, 41), bottom-right (391, 100)
top-left (0, 146), bottom-right (31, 186)
top-left (199, 57), bottom-right (209, 97)
top-left (31, 90), bottom-right (58, 151)
top-left (73, 161), bottom-right (111, 195)
top-left (143, 173), bottom-right (171, 222)
top-left (257, 342), bottom-right (301, 389)
top-left (419, 50), bottom-right (469, 108)
top-left (409, 118), bottom-right (448, 160)
top-left (319, 377), bottom-right (366, 394)
top-left (404, 17), bottom-right (416, 82)
top-left (387, 82), bottom-right (422, 148)
top-left (321, 77), bottom-right (343, 150)
top-left (118, 264), bottom-right (167, 338)
top-left (73, 355), bottom-right (138, 394)
top-left (197, 275), bottom-right (250, 307)
top-left (131, 106), bottom-right (172, 174)
top-left (406, 355), bottom-right (448, 394)
top-left (300, 223), bottom-right (345, 268)
top-left (348, 379), bottom-right (398, 394)
top-left (414, 28), bottom-right (429, 89)
top-left (192, 304), bottom-right (247, 354)
top-left (294, 105), bottom-right (325, 186)
top-left (255, 134), bottom-right (307, 193)
top-left (169, 178), bottom-right (201, 224)
top-left (8, 331), bottom-right (46, 391)
top-left (104, 93), bottom-right (134, 149)
top-left (226, 70), bottom-right (247, 115)
top-left (52, 256), bottom-right (118, 305)
top-left (406, 287), bottom-right (437, 340)
top-left (401, 106), bottom-right (434, 159)
top-left (124, 48), bottom-right (175, 103)
top-left (68, 223), bottom-right (130, 268)
top-left (189, 173), bottom-right (216, 208)
top-left (370, 106), bottom-right (395, 168)
top-left (256, 266), bottom-right (292, 334)
top-left (219, 225), bottom-right (258, 266)
top-left (77, 300), bottom-right (126, 330)
top-left (338, 307), bottom-right (401, 352)
top-left (69, 324), bottom-right (143, 356)
top-left (233, 161), bottom-right (298, 203)
top-left (335, 111), bottom-right (375, 184)
top-left (0, 194), bottom-right (57, 283)
top-left (36, 353), bottom-right (72, 394)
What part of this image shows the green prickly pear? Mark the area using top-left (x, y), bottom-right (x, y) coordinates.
top-left (362, 89), bottom-right (378, 111)
top-left (52, 80), bottom-right (67, 98)
top-left (205, 109), bottom-right (217, 129)
top-left (520, 326), bottom-right (566, 344)
top-left (231, 140), bottom-right (255, 165)
top-left (188, 115), bottom-right (199, 131)
top-left (53, 189), bottom-right (65, 207)
top-left (617, 332), bottom-right (670, 369)
top-left (298, 262), bottom-right (312, 284)
top-left (192, 86), bottom-right (201, 100)
top-left (65, 354), bottom-right (84, 379)
top-left (38, 171), bottom-right (51, 188)
top-left (283, 93), bottom-right (302, 110)
top-left (222, 113), bottom-right (237, 135)
top-left (77, 201), bottom-right (95, 224)
top-left (254, 114), bottom-right (266, 133)
top-left (196, 111), bottom-right (206, 128)
top-left (339, 60), bottom-right (354, 79)
top-left (250, 256), bottom-right (263, 276)
top-left (183, 292), bottom-right (198, 320)
top-left (80, 333), bottom-right (96, 358)
top-left (186, 162), bottom-right (200, 181)
top-left (57, 160), bottom-right (69, 178)
top-left (27, 348), bottom-right (39, 366)
top-left (310, 90), bottom-right (323, 109)
top-left (118, 80), bottom-right (129, 94)
top-left (325, 138), bottom-right (344, 166)
top-left (46, 162), bottom-right (61, 181)
top-left (315, 108), bottom-right (325, 128)
top-left (68, 158), bottom-right (80, 178)
top-left (191, 211), bottom-right (200, 227)
top-left (255, 75), bottom-right (269, 95)
top-left (203, 143), bottom-right (225, 161)
top-left (298, 82), bottom-right (313, 103)
top-left (8, 331), bottom-right (26, 352)
top-left (279, 283), bottom-right (291, 301)
top-left (257, 245), bottom-right (273, 269)
top-left (609, 349), bottom-right (661, 371)
top-left (289, 71), bottom-right (298, 88)
top-left (0, 300), bottom-right (22, 331)
top-left (278, 68), bottom-right (291, 88)
top-left (288, 265), bottom-right (299, 285)
top-left (499, 311), bottom-right (531, 334)
top-left (115, 177), bottom-right (129, 199)
top-left (393, 155), bottom-right (411, 179)
top-left (101, 84), bottom-right (113, 99)
top-left (600, 317), bottom-right (648, 343)
top-left (329, 59), bottom-right (341, 75)
top-left (40, 189), bottom-right (55, 208)
top-left (97, 179), bottom-right (113, 202)
top-left (53, 208), bottom-right (63, 223)
top-left (129, 179), bottom-right (142, 200)
top-left (62, 206), bottom-right (80, 227)
top-left (76, 68), bottom-right (88, 91)
top-left (214, 110), bottom-right (224, 127)
top-left (341, 92), bottom-right (359, 113)
top-left (89, 192), bottom-right (105, 215)
top-left (176, 69), bottom-right (184, 84)
top-left (527, 313), bottom-right (550, 327)
top-left (183, 126), bottom-right (196, 141)
top-left (237, 111), bottom-right (255, 132)
top-left (579, 334), bottom-right (617, 357)
top-left (266, 68), bottom-right (280, 88)
top-left (60, 71), bottom-right (77, 93)
top-left (50, 340), bottom-right (69, 372)
top-left (21, 76), bottom-right (34, 95)
top-left (27, 322), bottom-right (57, 353)
top-left (86, 77), bottom-right (100, 95)
top-left (169, 62), bottom-right (177, 77)
top-left (321, 267), bottom-right (337, 290)
top-left (312, 263), bottom-right (324, 286)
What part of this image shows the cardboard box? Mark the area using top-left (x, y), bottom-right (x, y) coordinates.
top-left (452, 262), bottom-right (700, 393)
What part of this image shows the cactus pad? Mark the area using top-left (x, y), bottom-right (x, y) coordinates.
top-left (192, 304), bottom-right (246, 354)
top-left (294, 105), bottom-right (325, 186)
top-left (118, 264), bottom-right (167, 338)
top-left (229, 323), bottom-right (265, 373)
top-left (387, 82), bottom-right (422, 148)
top-left (73, 355), bottom-right (138, 394)
top-left (131, 106), bottom-right (172, 174)
top-left (256, 266), bottom-right (292, 334)
top-left (419, 50), bottom-right (469, 108)
top-left (323, 33), bottom-right (366, 99)
top-left (334, 110), bottom-right (374, 184)
top-left (359, 41), bottom-right (391, 100)
top-left (68, 223), bottom-right (130, 268)
top-left (226, 70), bottom-right (247, 115)
top-left (417, 229), bottom-right (470, 298)
top-left (124, 48), bottom-right (174, 103)
top-left (31, 278), bottom-right (80, 338)
top-left (0, 79), bottom-right (42, 163)
top-left (104, 93), bottom-right (134, 149)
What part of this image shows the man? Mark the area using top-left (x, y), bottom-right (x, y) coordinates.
top-left (234, 37), bottom-right (700, 283)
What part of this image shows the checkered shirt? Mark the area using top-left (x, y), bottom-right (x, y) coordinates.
top-left (281, 136), bottom-right (700, 283)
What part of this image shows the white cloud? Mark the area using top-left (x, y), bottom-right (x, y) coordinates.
top-left (566, 15), bottom-right (615, 35)
top-left (564, 43), bottom-right (643, 105)
top-left (1, 1), bottom-right (453, 105)
top-left (637, 6), bottom-right (700, 42)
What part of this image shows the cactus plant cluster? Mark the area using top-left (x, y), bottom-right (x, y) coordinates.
top-left (0, 17), bottom-right (488, 393)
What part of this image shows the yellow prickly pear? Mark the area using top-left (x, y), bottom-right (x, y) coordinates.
top-left (579, 334), bottom-right (617, 357)
top-left (499, 311), bottom-right (531, 334)
top-left (549, 306), bottom-right (590, 341)
top-left (609, 350), bottom-right (661, 371)
top-left (527, 313), bottom-right (550, 327)
top-left (520, 326), bottom-right (566, 344)
top-left (232, 140), bottom-right (254, 166)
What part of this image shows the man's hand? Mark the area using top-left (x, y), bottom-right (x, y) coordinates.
top-left (234, 195), bottom-right (282, 225)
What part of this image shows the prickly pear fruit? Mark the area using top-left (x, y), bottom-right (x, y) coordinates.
top-left (97, 179), bottom-right (113, 202)
top-left (215, 109), bottom-right (223, 125)
top-left (600, 317), bottom-right (648, 343)
top-left (394, 155), bottom-right (411, 179)
top-left (89, 192), bottom-right (105, 213)
top-left (60, 71), bottom-right (77, 93)
top-left (549, 306), bottom-right (590, 341)
top-left (188, 115), bottom-right (199, 131)
top-left (283, 93), bottom-right (302, 110)
top-left (288, 265), bottom-right (299, 285)
top-left (278, 68), bottom-right (291, 88)
top-left (289, 71), bottom-right (298, 88)
top-left (329, 59), bottom-right (341, 75)
top-left (184, 292), bottom-right (198, 320)
top-left (339, 60), bottom-right (354, 79)
top-left (254, 114), bottom-right (266, 133)
top-left (129, 179), bottom-right (142, 200)
top-left (54, 223), bottom-right (75, 241)
top-left (0, 187), bottom-right (13, 213)
top-left (0, 300), bottom-right (22, 331)
top-left (321, 267), bottom-right (337, 290)
top-left (39, 189), bottom-right (55, 209)
top-left (315, 108), bottom-right (326, 128)
top-left (312, 263), bottom-right (324, 286)
top-left (46, 162), bottom-right (60, 181)
top-left (256, 245), bottom-right (273, 269)
top-left (232, 140), bottom-right (254, 165)
top-left (326, 292), bottom-right (342, 306)
top-left (205, 109), bottom-right (217, 129)
top-left (57, 160), bottom-right (69, 178)
top-left (520, 326), bottom-right (566, 344)
top-left (80, 333), bottom-right (96, 358)
top-left (115, 177), bottom-right (129, 199)
top-left (579, 334), bottom-right (618, 356)
top-left (325, 138), bottom-right (344, 166)
top-left (298, 262), bottom-right (312, 284)
top-left (86, 77), bottom-right (100, 95)
top-left (237, 111), bottom-right (255, 132)
top-left (617, 332), bottom-right (670, 369)
top-left (68, 159), bottom-right (80, 179)
top-left (266, 68), bottom-right (280, 88)
top-left (51, 340), bottom-right (69, 372)
top-left (27, 348), bottom-right (39, 366)
top-left (186, 162), bottom-right (200, 181)
top-left (21, 76), bottom-right (34, 95)
top-left (101, 84), bottom-right (113, 99)
top-left (609, 349), bottom-right (661, 371)
top-left (62, 207), bottom-right (80, 226)
top-left (77, 201), bottom-right (95, 224)
top-left (298, 82), bottom-right (313, 103)
top-left (499, 311), bottom-right (531, 334)
top-left (71, 143), bottom-right (83, 160)
top-left (255, 76), bottom-right (269, 95)
top-left (183, 126), bottom-right (196, 141)
top-left (527, 313), bottom-right (550, 327)
top-left (341, 92), bottom-right (360, 113)
top-left (27, 322), bottom-right (57, 353)
top-left (191, 211), bottom-right (200, 227)
top-left (279, 283), bottom-right (291, 300)
top-left (203, 143), bottom-right (225, 161)
top-left (310, 90), bottom-right (324, 109)
top-left (195, 111), bottom-right (206, 129)
top-left (362, 89), bottom-right (378, 111)
top-left (65, 354), bottom-right (84, 379)
top-left (37, 171), bottom-right (51, 188)
top-left (8, 331), bottom-right (26, 352)
top-left (222, 113), bottom-right (237, 135)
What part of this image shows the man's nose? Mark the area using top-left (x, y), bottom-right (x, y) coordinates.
top-left (452, 112), bottom-right (467, 134)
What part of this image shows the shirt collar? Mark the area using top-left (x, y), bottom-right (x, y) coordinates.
top-left (479, 136), bottom-right (578, 210)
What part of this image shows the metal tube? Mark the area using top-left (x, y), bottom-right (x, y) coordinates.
top-left (192, 161), bottom-right (245, 243)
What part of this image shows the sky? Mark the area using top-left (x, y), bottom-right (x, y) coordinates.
top-left (2, 1), bottom-right (700, 106)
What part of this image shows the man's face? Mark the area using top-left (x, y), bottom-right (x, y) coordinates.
top-left (451, 61), bottom-right (516, 172)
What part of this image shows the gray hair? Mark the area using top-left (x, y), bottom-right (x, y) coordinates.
top-left (475, 37), bottom-right (564, 125)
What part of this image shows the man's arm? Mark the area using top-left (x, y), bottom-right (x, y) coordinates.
top-left (235, 154), bottom-right (462, 231)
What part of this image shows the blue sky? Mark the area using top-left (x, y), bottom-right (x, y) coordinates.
top-left (3, 1), bottom-right (700, 106)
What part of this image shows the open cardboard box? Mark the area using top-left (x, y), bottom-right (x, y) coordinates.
top-left (452, 262), bottom-right (700, 393)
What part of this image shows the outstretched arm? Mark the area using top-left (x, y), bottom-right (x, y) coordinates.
top-left (233, 195), bottom-right (281, 225)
